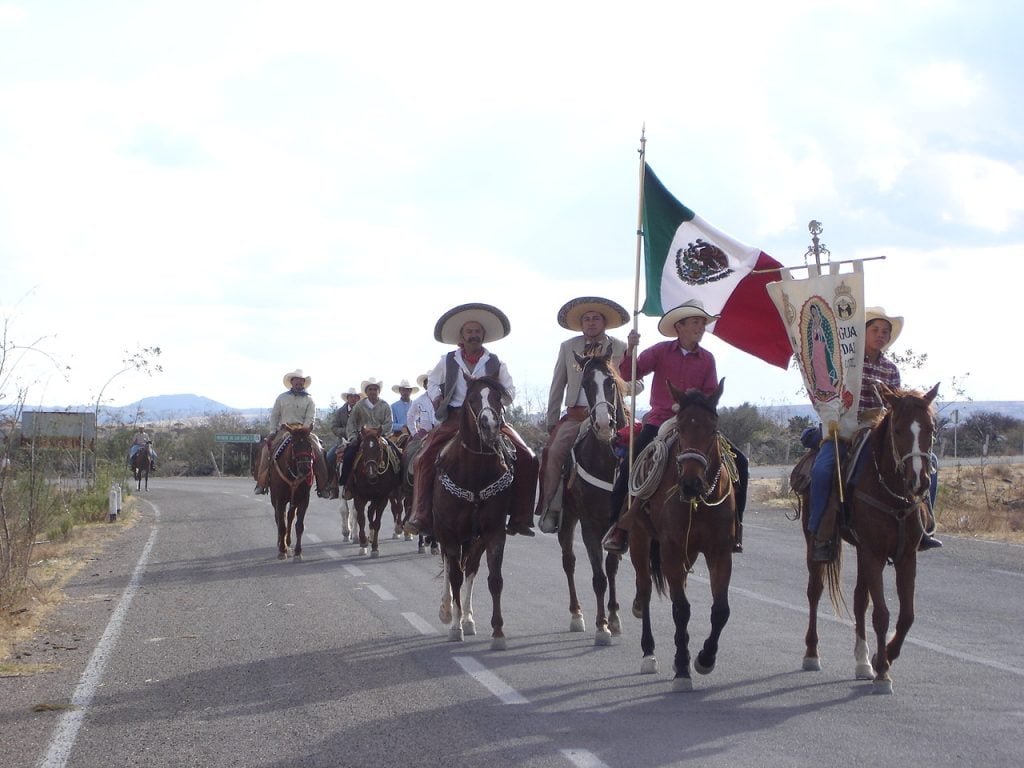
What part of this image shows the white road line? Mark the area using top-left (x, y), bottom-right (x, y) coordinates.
top-left (453, 655), bottom-right (528, 705)
top-left (994, 569), bottom-right (1024, 579)
top-left (322, 547), bottom-right (343, 559)
top-left (40, 503), bottom-right (161, 768)
top-left (306, 533), bottom-right (323, 543)
top-left (690, 574), bottom-right (1024, 677)
top-left (402, 612), bottom-right (438, 635)
top-left (367, 584), bottom-right (396, 601)
top-left (343, 564), bottom-right (365, 577)
top-left (560, 749), bottom-right (611, 768)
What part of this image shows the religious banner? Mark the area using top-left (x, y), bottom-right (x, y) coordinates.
top-left (766, 265), bottom-right (866, 439)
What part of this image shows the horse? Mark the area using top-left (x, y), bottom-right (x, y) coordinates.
top-left (400, 430), bottom-right (437, 555)
top-left (267, 424), bottom-right (314, 561)
top-left (388, 429), bottom-right (415, 541)
top-left (347, 426), bottom-right (401, 558)
top-left (434, 375), bottom-right (517, 649)
top-left (793, 382), bottom-right (939, 694)
top-left (130, 442), bottom-right (153, 491)
top-left (556, 351), bottom-right (627, 645)
top-left (628, 379), bottom-right (736, 691)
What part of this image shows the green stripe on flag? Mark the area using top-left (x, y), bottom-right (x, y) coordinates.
top-left (641, 164), bottom-right (696, 317)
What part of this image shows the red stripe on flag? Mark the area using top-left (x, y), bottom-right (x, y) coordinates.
top-left (714, 252), bottom-right (792, 369)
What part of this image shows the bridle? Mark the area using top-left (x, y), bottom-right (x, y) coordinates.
top-left (874, 407), bottom-right (933, 505)
top-left (674, 399), bottom-right (731, 508)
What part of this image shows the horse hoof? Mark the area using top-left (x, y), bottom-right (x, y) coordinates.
top-left (430, 545), bottom-right (439, 555)
top-left (803, 656), bottom-right (822, 672)
top-left (370, 550), bottom-right (380, 559)
top-left (640, 655), bottom-right (658, 674)
top-left (569, 615), bottom-right (585, 633)
top-left (855, 663), bottom-right (875, 680)
top-left (490, 636), bottom-right (507, 651)
top-left (277, 552), bottom-right (287, 561)
top-left (694, 654), bottom-right (715, 675)
top-left (672, 676), bottom-right (694, 692)
top-left (342, 532), bottom-right (350, 541)
top-left (448, 627), bottom-right (464, 642)
top-left (293, 553), bottom-right (302, 562)
top-left (404, 533), bottom-right (413, 541)
top-left (417, 545), bottom-right (426, 554)
top-left (872, 678), bottom-right (894, 695)
top-left (439, 608), bottom-right (452, 625)
top-left (391, 533), bottom-right (399, 540)
top-left (463, 620), bottom-right (476, 636)
top-left (594, 628), bottom-right (612, 647)
top-left (632, 598), bottom-right (643, 620)
top-left (359, 547), bottom-right (368, 556)
top-left (608, 614), bottom-right (622, 636)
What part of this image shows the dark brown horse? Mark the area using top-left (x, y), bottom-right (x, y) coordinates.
top-left (347, 426), bottom-right (401, 558)
top-left (400, 430), bottom-right (437, 554)
top-left (794, 382), bottom-right (939, 694)
top-left (628, 379), bottom-right (736, 690)
top-left (557, 351), bottom-right (627, 645)
top-left (130, 442), bottom-right (152, 491)
top-left (388, 429), bottom-right (414, 542)
top-left (434, 375), bottom-right (516, 648)
top-left (268, 424), bottom-right (314, 560)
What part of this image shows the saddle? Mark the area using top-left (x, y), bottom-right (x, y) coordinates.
top-left (790, 427), bottom-right (873, 497)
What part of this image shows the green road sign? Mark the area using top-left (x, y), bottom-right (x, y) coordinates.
top-left (214, 433), bottom-right (262, 443)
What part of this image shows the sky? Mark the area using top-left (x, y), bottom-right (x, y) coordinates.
top-left (2, 0), bottom-right (1022, 419)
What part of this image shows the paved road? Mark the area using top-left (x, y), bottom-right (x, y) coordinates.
top-left (3, 477), bottom-right (1023, 767)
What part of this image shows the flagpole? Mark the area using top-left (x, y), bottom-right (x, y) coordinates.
top-left (627, 125), bottom-right (647, 511)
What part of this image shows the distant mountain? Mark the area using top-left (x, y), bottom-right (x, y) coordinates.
top-left (12, 394), bottom-right (265, 424)
top-left (758, 400), bottom-right (1024, 425)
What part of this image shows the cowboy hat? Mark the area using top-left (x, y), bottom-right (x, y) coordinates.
top-left (557, 296), bottom-right (629, 331)
top-left (283, 369), bottom-right (312, 388)
top-left (360, 377), bottom-right (383, 394)
top-left (865, 307), bottom-right (904, 350)
top-left (391, 378), bottom-right (420, 394)
top-left (342, 387), bottom-right (362, 399)
top-left (416, 372), bottom-right (430, 390)
top-left (434, 303), bottom-right (511, 344)
top-left (657, 299), bottom-right (720, 337)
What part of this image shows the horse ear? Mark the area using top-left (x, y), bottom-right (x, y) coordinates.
top-left (924, 382), bottom-right (940, 405)
top-left (667, 380), bottom-right (683, 402)
top-left (712, 377), bottom-right (725, 406)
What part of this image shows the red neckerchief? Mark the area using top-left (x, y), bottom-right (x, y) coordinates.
top-left (460, 344), bottom-right (485, 368)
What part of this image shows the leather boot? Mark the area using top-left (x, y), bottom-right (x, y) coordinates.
top-left (919, 533), bottom-right (943, 550)
top-left (732, 521), bottom-right (743, 553)
top-left (811, 536), bottom-right (834, 563)
top-left (602, 526), bottom-right (629, 554)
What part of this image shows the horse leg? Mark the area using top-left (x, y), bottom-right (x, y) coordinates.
top-left (630, 532), bottom-right (657, 673)
top-left (557, 514), bottom-right (584, 633)
top-left (860, 550), bottom-right (894, 693)
top-left (438, 554), bottom-right (454, 625)
top-left (804, 537), bottom-right (826, 671)
top-left (695, 551), bottom-right (732, 677)
top-left (485, 535), bottom-right (507, 650)
top-left (275, 504), bottom-right (287, 560)
top-left (390, 495), bottom-right (402, 539)
top-left (447, 551), bottom-right (466, 642)
top-left (606, 550), bottom-right (621, 636)
top-left (663, 561), bottom-right (694, 691)
top-left (369, 500), bottom-right (382, 558)
top-left (580, 511), bottom-right (612, 645)
top-left (356, 501), bottom-right (368, 555)
top-left (293, 502), bottom-right (305, 561)
top-left (462, 571), bottom-right (477, 636)
top-left (884, 555), bottom-right (918, 672)
top-left (852, 557), bottom-right (875, 680)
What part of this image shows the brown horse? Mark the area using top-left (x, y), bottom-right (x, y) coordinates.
top-left (400, 430), bottom-right (437, 554)
top-left (130, 442), bottom-right (152, 491)
top-left (557, 351), bottom-right (627, 645)
top-left (794, 382), bottom-right (939, 694)
top-left (434, 375), bottom-right (516, 649)
top-left (628, 379), bottom-right (736, 690)
top-left (347, 426), bottom-right (401, 558)
top-left (268, 424), bottom-right (314, 560)
top-left (388, 429), bottom-right (414, 541)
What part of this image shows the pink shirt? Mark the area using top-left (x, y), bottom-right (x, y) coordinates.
top-left (619, 339), bottom-right (718, 427)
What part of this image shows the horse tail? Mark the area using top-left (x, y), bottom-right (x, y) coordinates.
top-left (649, 538), bottom-right (666, 597)
top-left (825, 547), bottom-right (847, 617)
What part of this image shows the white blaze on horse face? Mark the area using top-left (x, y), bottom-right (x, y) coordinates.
top-left (590, 369), bottom-right (614, 440)
top-left (477, 385), bottom-right (499, 438)
top-left (908, 418), bottom-right (929, 495)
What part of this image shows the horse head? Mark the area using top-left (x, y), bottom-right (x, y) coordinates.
top-left (575, 350), bottom-right (626, 443)
top-left (358, 426), bottom-right (387, 481)
top-left (462, 374), bottom-right (508, 450)
top-left (281, 424), bottom-right (314, 480)
top-left (668, 378), bottom-right (725, 502)
top-left (878, 381), bottom-right (939, 499)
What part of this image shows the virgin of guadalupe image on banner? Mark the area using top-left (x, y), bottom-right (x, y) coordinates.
top-left (766, 265), bottom-right (866, 440)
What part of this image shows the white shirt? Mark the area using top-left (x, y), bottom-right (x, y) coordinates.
top-left (427, 348), bottom-right (515, 408)
top-left (406, 392), bottom-right (437, 433)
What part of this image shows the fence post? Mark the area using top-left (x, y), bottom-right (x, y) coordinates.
top-left (108, 483), bottom-right (119, 522)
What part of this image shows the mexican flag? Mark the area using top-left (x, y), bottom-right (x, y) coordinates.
top-left (641, 163), bottom-right (792, 369)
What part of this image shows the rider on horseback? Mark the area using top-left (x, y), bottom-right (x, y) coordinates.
top-left (338, 378), bottom-right (394, 495)
top-left (128, 426), bottom-right (157, 470)
top-left (535, 296), bottom-right (629, 534)
top-left (389, 379), bottom-right (419, 441)
top-left (254, 369), bottom-right (330, 497)
top-left (403, 302), bottom-right (537, 538)
top-left (601, 299), bottom-right (750, 555)
top-left (806, 307), bottom-right (942, 561)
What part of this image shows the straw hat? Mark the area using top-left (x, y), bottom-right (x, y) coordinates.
top-left (434, 303), bottom-right (510, 344)
top-left (391, 378), bottom-right (420, 394)
top-left (557, 296), bottom-right (629, 331)
top-left (342, 387), bottom-right (362, 399)
top-left (864, 307), bottom-right (904, 350)
top-left (656, 300), bottom-right (720, 337)
top-left (360, 377), bottom-right (383, 394)
top-left (416, 372), bottom-right (430, 390)
top-left (283, 369), bottom-right (312, 388)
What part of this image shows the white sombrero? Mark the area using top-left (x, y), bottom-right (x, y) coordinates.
top-left (416, 372), bottom-right (430, 390)
top-left (391, 378), bottom-right (420, 394)
top-left (283, 369), bottom-right (312, 388)
top-left (865, 307), bottom-right (904, 350)
top-left (656, 300), bottom-right (720, 337)
top-left (360, 377), bottom-right (383, 394)
top-left (434, 303), bottom-right (511, 344)
top-left (557, 296), bottom-right (629, 331)
top-left (342, 387), bottom-right (362, 399)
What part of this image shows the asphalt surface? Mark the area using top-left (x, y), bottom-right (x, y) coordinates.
top-left (2, 477), bottom-right (1022, 767)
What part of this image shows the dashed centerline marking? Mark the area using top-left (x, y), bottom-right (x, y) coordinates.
top-left (402, 612), bottom-right (438, 635)
top-left (367, 584), bottom-right (396, 601)
top-left (453, 655), bottom-right (528, 704)
top-left (561, 749), bottom-right (611, 768)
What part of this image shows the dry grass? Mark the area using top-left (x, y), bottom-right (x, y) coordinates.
top-left (0, 504), bottom-right (138, 665)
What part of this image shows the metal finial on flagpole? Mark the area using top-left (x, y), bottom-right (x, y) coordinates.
top-left (805, 220), bottom-right (830, 271)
